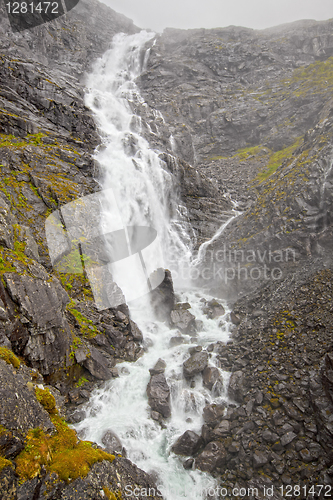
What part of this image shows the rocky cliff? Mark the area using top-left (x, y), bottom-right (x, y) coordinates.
top-left (0, 1), bottom-right (333, 498)
top-left (0, 2), bottom-right (161, 498)
top-left (136, 18), bottom-right (333, 493)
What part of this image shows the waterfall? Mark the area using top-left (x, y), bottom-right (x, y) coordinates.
top-left (75, 31), bottom-right (234, 500)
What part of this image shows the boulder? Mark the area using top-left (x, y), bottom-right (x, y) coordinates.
top-left (230, 312), bottom-right (241, 325)
top-left (0, 430), bottom-right (25, 459)
top-left (281, 431), bottom-right (297, 447)
top-left (170, 309), bottom-right (196, 334)
top-left (202, 366), bottom-right (222, 391)
top-left (82, 346), bottom-right (112, 380)
top-left (183, 458), bottom-right (194, 470)
top-left (253, 450), bottom-right (269, 469)
top-left (205, 300), bottom-right (225, 319)
top-left (169, 336), bottom-right (186, 347)
top-left (129, 320), bottom-right (143, 342)
top-left (211, 420), bottom-right (231, 439)
top-left (203, 403), bottom-right (226, 427)
top-left (149, 359), bottom-right (166, 375)
top-left (146, 373), bottom-right (171, 418)
top-left (171, 430), bottom-right (203, 456)
top-left (228, 370), bottom-right (246, 403)
top-left (183, 351), bottom-right (209, 378)
top-left (195, 441), bottom-right (226, 473)
top-left (150, 269), bottom-right (175, 321)
top-left (105, 326), bottom-right (127, 348)
top-left (101, 430), bottom-right (123, 454)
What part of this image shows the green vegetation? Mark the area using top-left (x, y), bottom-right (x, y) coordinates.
top-left (56, 271), bottom-right (94, 301)
top-left (0, 237), bottom-right (36, 280)
top-left (76, 376), bottom-right (89, 388)
top-left (0, 456), bottom-right (13, 473)
top-left (56, 246), bottom-right (85, 274)
top-left (290, 56), bottom-right (333, 96)
top-left (210, 144), bottom-right (267, 162)
top-left (0, 132), bottom-right (46, 149)
top-left (15, 387), bottom-right (115, 483)
top-left (0, 347), bottom-right (21, 369)
top-left (103, 487), bottom-right (123, 500)
top-left (69, 335), bottom-right (84, 360)
top-left (35, 387), bottom-right (57, 415)
top-left (256, 137), bottom-right (302, 182)
top-left (67, 300), bottom-right (98, 338)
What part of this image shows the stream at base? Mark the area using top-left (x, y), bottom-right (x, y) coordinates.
top-left (74, 31), bottom-right (237, 500)
top-left (75, 291), bottom-right (233, 499)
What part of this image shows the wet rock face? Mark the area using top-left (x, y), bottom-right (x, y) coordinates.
top-left (101, 430), bottom-right (124, 454)
top-left (146, 372), bottom-right (171, 419)
top-left (150, 269), bottom-right (175, 321)
top-left (136, 20), bottom-right (333, 259)
top-left (139, 20), bottom-right (333, 161)
top-left (0, 359), bottom-right (54, 435)
top-left (202, 366), bottom-right (223, 392)
top-left (203, 403), bottom-right (226, 427)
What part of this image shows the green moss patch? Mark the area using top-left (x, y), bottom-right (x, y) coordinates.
top-left (0, 456), bottom-right (13, 473)
top-left (67, 300), bottom-right (98, 338)
top-left (75, 376), bottom-right (89, 388)
top-left (0, 133), bottom-right (46, 149)
top-left (16, 415), bottom-right (115, 482)
top-left (16, 387), bottom-right (115, 483)
top-left (290, 56), bottom-right (333, 96)
top-left (0, 347), bottom-right (21, 369)
top-left (103, 487), bottom-right (123, 500)
top-left (256, 137), bottom-right (302, 182)
top-left (35, 387), bottom-right (57, 415)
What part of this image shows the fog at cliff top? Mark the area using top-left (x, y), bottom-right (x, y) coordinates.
top-left (101, 0), bottom-right (332, 32)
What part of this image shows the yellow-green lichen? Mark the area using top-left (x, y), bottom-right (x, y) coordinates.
top-left (0, 347), bottom-right (21, 369)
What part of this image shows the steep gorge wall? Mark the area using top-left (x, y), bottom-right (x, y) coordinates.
top-left (136, 19), bottom-right (333, 296)
top-left (0, 2), bottom-right (163, 498)
top-left (133, 21), bottom-right (333, 489)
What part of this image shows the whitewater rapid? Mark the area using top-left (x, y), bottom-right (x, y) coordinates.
top-left (75, 31), bottom-right (235, 500)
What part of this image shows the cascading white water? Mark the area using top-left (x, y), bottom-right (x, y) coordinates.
top-left (84, 31), bottom-right (192, 291)
top-left (75, 31), bottom-right (235, 500)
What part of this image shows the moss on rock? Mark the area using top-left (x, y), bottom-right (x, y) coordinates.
top-left (16, 387), bottom-right (115, 483)
top-left (0, 347), bottom-right (21, 369)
